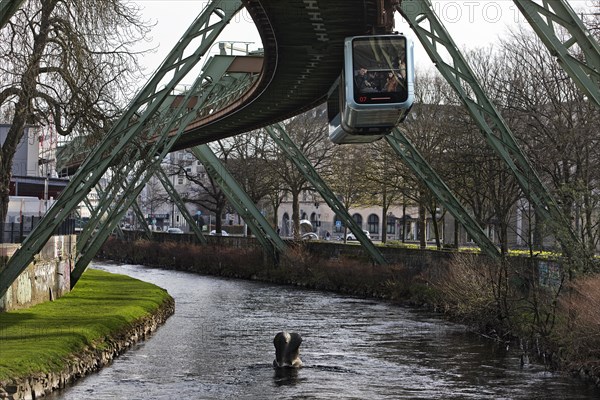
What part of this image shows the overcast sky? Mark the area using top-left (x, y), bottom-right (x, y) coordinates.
top-left (133, 0), bottom-right (593, 80)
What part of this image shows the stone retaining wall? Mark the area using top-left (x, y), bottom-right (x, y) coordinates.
top-left (0, 236), bottom-right (76, 312)
top-left (0, 295), bottom-right (175, 400)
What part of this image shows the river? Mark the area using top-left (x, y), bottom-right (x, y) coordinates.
top-left (48, 262), bottom-right (600, 399)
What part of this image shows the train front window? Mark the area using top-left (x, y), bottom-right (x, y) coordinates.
top-left (352, 36), bottom-right (408, 104)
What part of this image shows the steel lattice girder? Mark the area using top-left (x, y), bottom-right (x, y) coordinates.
top-left (154, 166), bottom-right (208, 244)
top-left (70, 54), bottom-right (257, 285)
top-left (386, 129), bottom-right (501, 259)
top-left (190, 144), bottom-right (286, 261)
top-left (71, 55), bottom-right (260, 285)
top-left (0, 0), bottom-right (244, 297)
top-left (265, 123), bottom-right (388, 266)
top-left (0, 0), bottom-right (23, 28)
top-left (398, 0), bottom-right (585, 262)
top-left (512, 0), bottom-right (600, 107)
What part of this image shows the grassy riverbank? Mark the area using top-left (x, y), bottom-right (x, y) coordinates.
top-left (0, 269), bottom-right (172, 382)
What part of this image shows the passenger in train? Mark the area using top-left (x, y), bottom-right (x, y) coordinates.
top-left (385, 72), bottom-right (398, 92)
top-left (354, 67), bottom-right (376, 93)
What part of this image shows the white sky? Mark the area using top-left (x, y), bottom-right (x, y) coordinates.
top-left (133, 0), bottom-right (593, 81)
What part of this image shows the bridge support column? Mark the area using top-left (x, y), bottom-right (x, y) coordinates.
top-left (398, 0), bottom-right (588, 269)
top-left (511, 0), bottom-right (600, 107)
top-left (386, 128), bottom-right (500, 258)
top-left (190, 145), bottom-right (286, 265)
top-left (0, 0), bottom-right (244, 296)
top-left (265, 123), bottom-right (388, 265)
top-left (155, 167), bottom-right (208, 244)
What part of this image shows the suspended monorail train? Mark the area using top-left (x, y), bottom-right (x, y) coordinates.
top-left (328, 33), bottom-right (415, 144)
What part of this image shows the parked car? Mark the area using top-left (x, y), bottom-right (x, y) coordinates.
top-left (167, 227), bottom-right (184, 234)
top-left (209, 230), bottom-right (229, 236)
top-left (346, 230), bottom-right (371, 241)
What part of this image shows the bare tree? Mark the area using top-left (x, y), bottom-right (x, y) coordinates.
top-left (361, 140), bottom-right (408, 244)
top-left (401, 71), bottom-right (465, 248)
top-left (170, 152), bottom-right (229, 235)
top-left (222, 129), bottom-right (284, 230)
top-left (0, 0), bottom-right (150, 224)
top-left (267, 105), bottom-right (334, 238)
top-left (498, 26), bottom-right (600, 253)
top-left (323, 144), bottom-right (371, 240)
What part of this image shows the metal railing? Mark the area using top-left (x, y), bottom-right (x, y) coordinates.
top-left (1, 217), bottom-right (76, 244)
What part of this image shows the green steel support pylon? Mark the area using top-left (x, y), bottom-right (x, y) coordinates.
top-left (386, 129), bottom-right (501, 259)
top-left (155, 166), bottom-right (208, 244)
top-left (72, 52), bottom-right (246, 261)
top-left (512, 0), bottom-right (600, 107)
top-left (72, 60), bottom-right (259, 286)
top-left (1, 0), bottom-right (243, 297)
top-left (265, 123), bottom-right (388, 265)
top-left (70, 52), bottom-right (258, 285)
top-left (0, 0), bottom-right (23, 28)
top-left (129, 197), bottom-right (153, 239)
top-left (190, 144), bottom-right (286, 263)
top-left (398, 0), bottom-right (584, 262)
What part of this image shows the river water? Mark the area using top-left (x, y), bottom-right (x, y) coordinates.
top-left (48, 262), bottom-right (600, 400)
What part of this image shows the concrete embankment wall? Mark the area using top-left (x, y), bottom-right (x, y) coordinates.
top-left (0, 235), bottom-right (76, 312)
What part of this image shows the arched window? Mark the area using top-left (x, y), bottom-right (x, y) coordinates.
top-left (352, 213), bottom-right (363, 228)
top-left (310, 212), bottom-right (318, 229)
top-left (387, 217), bottom-right (396, 235)
top-left (367, 214), bottom-right (379, 234)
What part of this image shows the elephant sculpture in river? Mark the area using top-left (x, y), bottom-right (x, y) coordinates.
top-left (273, 332), bottom-right (302, 368)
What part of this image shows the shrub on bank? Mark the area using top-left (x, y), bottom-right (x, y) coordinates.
top-left (99, 238), bottom-right (434, 303)
top-left (555, 275), bottom-right (600, 377)
top-left (430, 252), bottom-right (600, 385)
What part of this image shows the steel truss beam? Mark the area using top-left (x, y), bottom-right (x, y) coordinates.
top-left (0, 0), bottom-right (243, 297)
top-left (154, 167), bottom-right (208, 244)
top-left (73, 164), bottom-right (152, 281)
top-left (512, 0), bottom-right (600, 107)
top-left (73, 53), bottom-right (245, 263)
top-left (398, 0), bottom-right (583, 260)
top-left (265, 123), bottom-right (388, 265)
top-left (71, 55), bottom-right (254, 285)
top-left (129, 197), bottom-right (153, 238)
top-left (386, 129), bottom-right (501, 259)
top-left (0, 0), bottom-right (23, 28)
top-left (190, 145), bottom-right (286, 262)
top-left (71, 56), bottom-right (258, 284)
